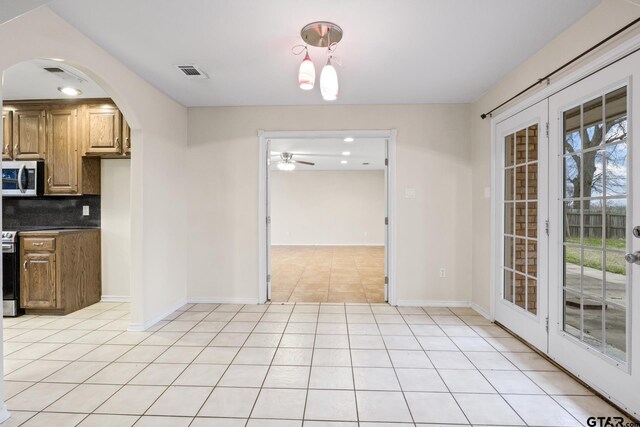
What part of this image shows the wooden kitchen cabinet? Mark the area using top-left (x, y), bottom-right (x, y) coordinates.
top-left (45, 107), bottom-right (79, 194)
top-left (2, 109), bottom-right (12, 160)
top-left (20, 229), bottom-right (101, 315)
top-left (84, 104), bottom-right (122, 155)
top-left (21, 252), bottom-right (57, 310)
top-left (12, 107), bottom-right (46, 160)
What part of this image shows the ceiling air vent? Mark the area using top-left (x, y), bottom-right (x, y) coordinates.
top-left (43, 66), bottom-right (86, 83)
top-left (176, 64), bottom-right (209, 79)
top-left (44, 67), bottom-right (65, 73)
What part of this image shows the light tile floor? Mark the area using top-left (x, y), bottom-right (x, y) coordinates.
top-left (1, 302), bottom-right (635, 426)
top-left (271, 246), bottom-right (385, 303)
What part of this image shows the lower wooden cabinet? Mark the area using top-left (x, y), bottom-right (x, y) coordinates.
top-left (21, 252), bottom-right (57, 310)
top-left (20, 229), bottom-right (101, 315)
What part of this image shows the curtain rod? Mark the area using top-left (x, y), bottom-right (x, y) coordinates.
top-left (480, 16), bottom-right (640, 120)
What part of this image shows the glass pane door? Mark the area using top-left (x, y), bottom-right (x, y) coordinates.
top-left (561, 87), bottom-right (628, 362)
top-left (503, 125), bottom-right (539, 314)
top-left (548, 50), bottom-right (639, 417)
top-left (495, 100), bottom-right (548, 352)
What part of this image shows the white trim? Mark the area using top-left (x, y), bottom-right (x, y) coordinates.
top-left (470, 302), bottom-right (493, 321)
top-left (100, 295), bottom-right (131, 303)
top-left (396, 300), bottom-right (472, 308)
top-left (270, 243), bottom-right (385, 247)
top-left (492, 31), bottom-right (640, 124)
top-left (258, 129), bottom-right (398, 306)
top-left (187, 297), bottom-right (261, 304)
top-left (127, 298), bottom-right (187, 332)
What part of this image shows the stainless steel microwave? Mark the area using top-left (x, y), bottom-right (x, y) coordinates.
top-left (2, 161), bottom-right (44, 197)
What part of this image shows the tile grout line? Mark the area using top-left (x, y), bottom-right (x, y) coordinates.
top-left (242, 302), bottom-right (296, 425)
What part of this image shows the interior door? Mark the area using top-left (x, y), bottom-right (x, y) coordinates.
top-left (494, 100), bottom-right (549, 352)
top-left (266, 139), bottom-right (272, 300)
top-left (384, 138), bottom-right (389, 302)
top-left (548, 52), bottom-right (639, 417)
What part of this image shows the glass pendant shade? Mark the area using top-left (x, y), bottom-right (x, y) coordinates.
top-left (320, 58), bottom-right (338, 101)
top-left (298, 52), bottom-right (315, 90)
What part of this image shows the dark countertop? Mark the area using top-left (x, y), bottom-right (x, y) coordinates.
top-left (12, 226), bottom-right (100, 232)
top-left (19, 228), bottom-right (100, 236)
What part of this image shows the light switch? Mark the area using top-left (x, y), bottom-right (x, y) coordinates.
top-left (82, 206), bottom-right (90, 216)
top-left (404, 188), bottom-right (416, 199)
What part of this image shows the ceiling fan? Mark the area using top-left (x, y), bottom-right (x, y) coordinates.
top-left (272, 152), bottom-right (315, 171)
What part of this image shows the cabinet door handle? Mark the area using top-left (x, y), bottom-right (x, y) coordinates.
top-left (48, 176), bottom-right (52, 186)
top-left (125, 137), bottom-right (130, 149)
top-left (13, 144), bottom-right (18, 153)
top-left (23, 261), bottom-right (27, 271)
top-left (115, 137), bottom-right (120, 150)
top-left (4, 144), bottom-right (8, 153)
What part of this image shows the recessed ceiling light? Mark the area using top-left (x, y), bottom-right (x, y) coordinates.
top-left (343, 137), bottom-right (354, 142)
top-left (342, 151), bottom-right (351, 156)
top-left (362, 162), bottom-right (370, 165)
top-left (58, 86), bottom-right (81, 96)
top-left (340, 160), bottom-right (348, 164)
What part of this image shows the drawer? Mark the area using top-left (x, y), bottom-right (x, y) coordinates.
top-left (23, 237), bottom-right (55, 251)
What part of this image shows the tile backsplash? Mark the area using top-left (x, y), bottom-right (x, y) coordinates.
top-left (2, 195), bottom-right (100, 229)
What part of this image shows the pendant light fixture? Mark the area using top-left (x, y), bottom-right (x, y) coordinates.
top-left (298, 48), bottom-right (315, 90)
top-left (293, 21), bottom-right (343, 101)
top-left (320, 56), bottom-right (338, 101)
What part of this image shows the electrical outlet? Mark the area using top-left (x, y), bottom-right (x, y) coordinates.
top-left (439, 268), bottom-right (446, 278)
top-left (82, 205), bottom-right (90, 216)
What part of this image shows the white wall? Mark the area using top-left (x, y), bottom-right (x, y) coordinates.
top-left (101, 159), bottom-right (131, 300)
top-left (271, 170), bottom-right (385, 246)
top-left (0, 6), bottom-right (189, 331)
top-left (187, 104), bottom-right (472, 304)
top-left (470, 0), bottom-right (640, 314)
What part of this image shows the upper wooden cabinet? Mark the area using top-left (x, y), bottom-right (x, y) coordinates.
top-left (2, 109), bottom-right (12, 160)
top-left (84, 104), bottom-right (122, 155)
top-left (45, 107), bottom-right (79, 195)
top-left (13, 108), bottom-right (46, 160)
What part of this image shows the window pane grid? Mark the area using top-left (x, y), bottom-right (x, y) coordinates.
top-left (561, 86), bottom-right (628, 363)
top-left (503, 124), bottom-right (539, 314)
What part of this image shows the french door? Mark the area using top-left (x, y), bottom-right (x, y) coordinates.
top-left (548, 53), bottom-right (639, 416)
top-left (495, 100), bottom-right (549, 352)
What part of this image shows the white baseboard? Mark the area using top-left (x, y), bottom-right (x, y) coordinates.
top-left (127, 298), bottom-right (187, 332)
top-left (187, 297), bottom-right (261, 305)
top-left (395, 300), bottom-right (472, 308)
top-left (101, 295), bottom-right (131, 303)
top-left (270, 243), bottom-right (384, 247)
top-left (470, 301), bottom-right (493, 320)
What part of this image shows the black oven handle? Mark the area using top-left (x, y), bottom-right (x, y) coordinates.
top-left (17, 164), bottom-right (26, 194)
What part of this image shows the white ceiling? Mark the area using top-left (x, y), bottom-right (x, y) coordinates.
top-left (270, 138), bottom-right (386, 171)
top-left (40, 0), bottom-right (601, 107)
top-left (3, 59), bottom-right (108, 100)
top-left (0, 0), bottom-right (50, 25)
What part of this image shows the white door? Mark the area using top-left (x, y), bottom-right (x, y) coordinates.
top-left (548, 52), bottom-right (639, 416)
top-left (266, 139), bottom-right (272, 300)
top-left (494, 100), bottom-right (549, 352)
top-left (384, 138), bottom-right (389, 302)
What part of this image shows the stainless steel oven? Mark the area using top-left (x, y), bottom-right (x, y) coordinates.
top-left (2, 231), bottom-right (23, 317)
top-left (2, 161), bottom-right (44, 197)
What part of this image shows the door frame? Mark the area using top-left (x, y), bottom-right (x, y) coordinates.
top-left (490, 31), bottom-right (640, 321)
top-left (257, 129), bottom-right (398, 305)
